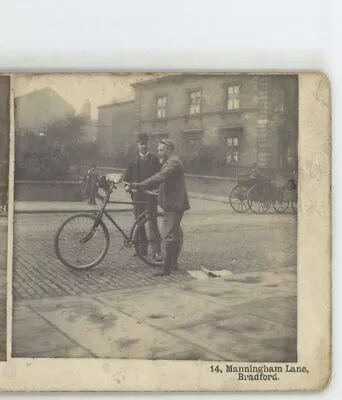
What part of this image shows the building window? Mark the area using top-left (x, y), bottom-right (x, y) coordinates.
top-left (156, 96), bottom-right (167, 119)
top-left (183, 131), bottom-right (203, 157)
top-left (227, 85), bottom-right (240, 110)
top-left (272, 86), bottom-right (285, 113)
top-left (189, 90), bottom-right (201, 115)
top-left (257, 151), bottom-right (267, 167)
top-left (150, 132), bottom-right (169, 149)
top-left (226, 136), bottom-right (239, 163)
top-left (187, 138), bottom-right (202, 154)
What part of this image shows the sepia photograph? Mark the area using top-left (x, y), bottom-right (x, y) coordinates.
top-left (0, 75), bottom-right (10, 361)
top-left (11, 73), bottom-right (299, 362)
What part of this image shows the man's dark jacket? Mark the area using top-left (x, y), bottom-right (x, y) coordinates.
top-left (123, 153), bottom-right (160, 185)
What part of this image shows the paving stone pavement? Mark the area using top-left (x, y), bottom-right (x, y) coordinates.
top-left (12, 269), bottom-right (297, 361)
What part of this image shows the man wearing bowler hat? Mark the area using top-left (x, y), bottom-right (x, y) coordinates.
top-left (123, 133), bottom-right (162, 261)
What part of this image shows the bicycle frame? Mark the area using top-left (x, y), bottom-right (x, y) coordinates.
top-left (91, 183), bottom-right (155, 246)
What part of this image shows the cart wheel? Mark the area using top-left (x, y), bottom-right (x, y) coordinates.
top-left (247, 184), bottom-right (271, 214)
top-left (229, 185), bottom-right (249, 213)
top-left (272, 188), bottom-right (290, 213)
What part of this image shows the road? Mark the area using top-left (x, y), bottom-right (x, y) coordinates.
top-left (12, 197), bottom-right (297, 300)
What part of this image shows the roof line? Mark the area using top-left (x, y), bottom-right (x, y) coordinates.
top-left (98, 99), bottom-right (135, 109)
top-left (131, 73), bottom-right (185, 87)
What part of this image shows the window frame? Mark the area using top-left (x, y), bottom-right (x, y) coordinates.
top-left (225, 134), bottom-right (240, 163)
top-left (257, 151), bottom-right (268, 167)
top-left (155, 94), bottom-right (168, 120)
top-left (182, 130), bottom-right (203, 157)
top-left (188, 89), bottom-right (202, 115)
top-left (225, 84), bottom-right (241, 111)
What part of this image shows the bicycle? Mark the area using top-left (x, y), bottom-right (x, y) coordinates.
top-left (54, 174), bottom-right (167, 270)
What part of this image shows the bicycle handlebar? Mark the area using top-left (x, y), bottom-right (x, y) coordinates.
top-left (99, 176), bottom-right (159, 197)
top-left (121, 180), bottom-right (159, 197)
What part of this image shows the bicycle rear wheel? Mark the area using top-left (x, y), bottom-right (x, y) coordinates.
top-left (133, 212), bottom-right (171, 267)
top-left (54, 212), bottom-right (110, 270)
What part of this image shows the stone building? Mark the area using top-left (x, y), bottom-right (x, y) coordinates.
top-left (131, 74), bottom-right (298, 172)
top-left (97, 99), bottom-right (135, 159)
top-left (15, 86), bottom-right (75, 133)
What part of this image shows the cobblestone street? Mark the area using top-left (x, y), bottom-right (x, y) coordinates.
top-left (13, 198), bottom-right (297, 300)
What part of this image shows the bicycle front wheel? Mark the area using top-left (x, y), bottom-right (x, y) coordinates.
top-left (54, 213), bottom-right (110, 270)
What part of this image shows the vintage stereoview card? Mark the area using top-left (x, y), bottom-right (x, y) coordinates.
top-left (0, 72), bottom-right (330, 391)
top-left (0, 75), bottom-right (11, 362)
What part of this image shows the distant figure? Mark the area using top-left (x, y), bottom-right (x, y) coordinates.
top-left (249, 163), bottom-right (272, 197)
top-left (250, 163), bottom-right (270, 183)
top-left (83, 164), bottom-right (99, 205)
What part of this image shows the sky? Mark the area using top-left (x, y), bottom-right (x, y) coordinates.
top-left (14, 73), bottom-right (163, 120)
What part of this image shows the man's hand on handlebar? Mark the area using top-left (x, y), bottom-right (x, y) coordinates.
top-left (131, 182), bottom-right (143, 190)
top-left (123, 181), bottom-right (143, 193)
top-left (124, 182), bottom-right (133, 193)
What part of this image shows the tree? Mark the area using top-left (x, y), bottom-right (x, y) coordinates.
top-left (43, 114), bottom-right (87, 146)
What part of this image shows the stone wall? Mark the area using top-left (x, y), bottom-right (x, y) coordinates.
top-left (15, 169), bottom-right (237, 201)
top-left (14, 181), bottom-right (84, 202)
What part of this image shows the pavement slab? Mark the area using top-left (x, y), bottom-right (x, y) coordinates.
top-left (12, 305), bottom-right (76, 357)
top-left (32, 346), bottom-right (93, 358)
top-left (170, 313), bottom-right (297, 362)
top-left (12, 270), bottom-right (297, 361)
top-left (232, 296), bottom-right (297, 328)
top-left (175, 270), bottom-right (297, 308)
top-left (97, 287), bottom-right (237, 331)
top-left (27, 297), bottom-right (220, 360)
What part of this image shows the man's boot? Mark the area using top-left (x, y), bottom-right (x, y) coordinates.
top-left (172, 241), bottom-right (181, 270)
top-left (154, 242), bottom-right (174, 276)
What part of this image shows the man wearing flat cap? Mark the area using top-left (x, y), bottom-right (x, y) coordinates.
top-left (123, 133), bottom-right (162, 260)
top-left (131, 139), bottom-right (190, 276)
